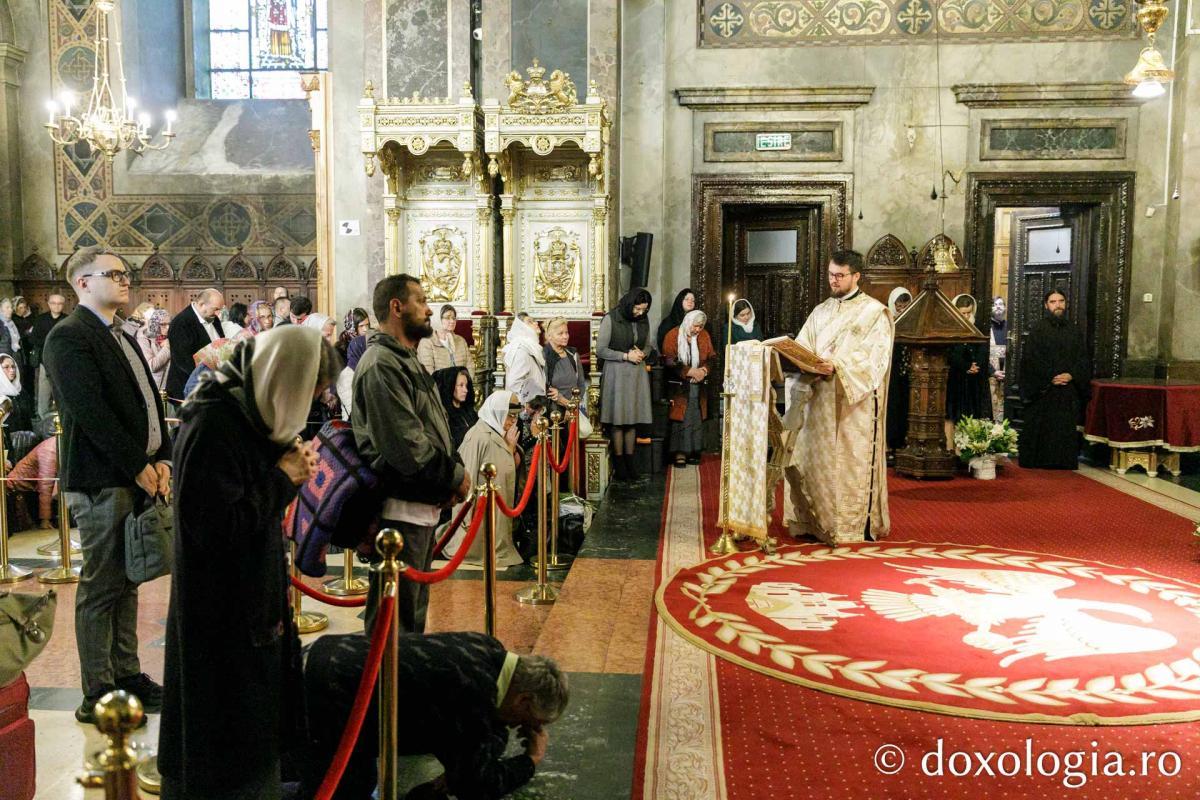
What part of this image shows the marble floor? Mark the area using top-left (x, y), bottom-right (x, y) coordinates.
top-left (9, 471), bottom-right (668, 800)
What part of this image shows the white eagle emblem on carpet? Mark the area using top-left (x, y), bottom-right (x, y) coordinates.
top-left (861, 564), bottom-right (1178, 667)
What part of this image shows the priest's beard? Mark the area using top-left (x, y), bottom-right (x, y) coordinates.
top-left (1047, 308), bottom-right (1068, 326)
top-left (831, 283), bottom-right (857, 298)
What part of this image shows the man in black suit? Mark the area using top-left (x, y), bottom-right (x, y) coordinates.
top-left (165, 287), bottom-right (225, 402)
top-left (28, 293), bottom-right (67, 417)
top-left (43, 245), bottom-right (173, 725)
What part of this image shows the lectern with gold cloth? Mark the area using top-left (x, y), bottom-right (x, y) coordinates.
top-left (714, 341), bottom-right (788, 554)
top-left (359, 81), bottom-right (496, 386)
top-left (484, 61), bottom-right (613, 498)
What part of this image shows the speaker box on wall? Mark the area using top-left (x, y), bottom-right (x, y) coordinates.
top-left (620, 232), bottom-right (654, 288)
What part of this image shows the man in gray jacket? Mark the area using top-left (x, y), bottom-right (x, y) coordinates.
top-left (352, 274), bottom-right (470, 632)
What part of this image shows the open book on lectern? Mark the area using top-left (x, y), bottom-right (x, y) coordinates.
top-left (760, 335), bottom-right (830, 374)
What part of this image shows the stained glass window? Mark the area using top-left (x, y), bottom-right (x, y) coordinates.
top-left (208, 0), bottom-right (328, 99)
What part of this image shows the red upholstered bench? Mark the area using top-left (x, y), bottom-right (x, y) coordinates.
top-left (0, 672), bottom-right (35, 800)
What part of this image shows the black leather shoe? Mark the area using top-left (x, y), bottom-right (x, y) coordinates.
top-left (76, 691), bottom-right (148, 727)
top-left (116, 672), bottom-right (164, 713)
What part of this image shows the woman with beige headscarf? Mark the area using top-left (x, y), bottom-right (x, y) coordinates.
top-left (160, 326), bottom-right (340, 800)
top-left (443, 389), bottom-right (525, 568)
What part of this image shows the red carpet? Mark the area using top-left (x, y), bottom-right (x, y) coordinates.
top-left (635, 460), bottom-right (1200, 799)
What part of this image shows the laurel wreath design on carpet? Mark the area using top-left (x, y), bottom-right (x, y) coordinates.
top-left (678, 546), bottom-right (1200, 709)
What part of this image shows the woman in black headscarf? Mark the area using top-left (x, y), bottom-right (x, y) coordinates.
top-left (432, 365), bottom-right (477, 448)
top-left (160, 326), bottom-right (340, 800)
top-left (656, 288), bottom-right (696, 351)
top-left (597, 287), bottom-right (655, 481)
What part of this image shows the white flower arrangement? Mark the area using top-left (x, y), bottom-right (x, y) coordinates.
top-left (953, 416), bottom-right (1019, 463)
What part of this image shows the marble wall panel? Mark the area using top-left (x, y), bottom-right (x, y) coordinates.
top-left (385, 0), bottom-right (450, 99)
top-left (511, 0), bottom-right (588, 87)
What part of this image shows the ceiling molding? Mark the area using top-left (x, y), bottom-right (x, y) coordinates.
top-left (675, 86), bottom-right (876, 111)
top-left (952, 82), bottom-right (1146, 109)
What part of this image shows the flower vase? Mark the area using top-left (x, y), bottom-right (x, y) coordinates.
top-left (969, 454), bottom-right (997, 480)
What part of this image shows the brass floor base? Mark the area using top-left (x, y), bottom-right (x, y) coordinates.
top-left (296, 611), bottom-right (329, 634)
top-left (535, 554), bottom-right (574, 571)
top-left (515, 583), bottom-right (559, 605)
top-left (323, 576), bottom-right (369, 596)
top-left (0, 563), bottom-right (32, 583)
top-left (709, 530), bottom-right (739, 556)
top-left (137, 755), bottom-right (161, 795)
top-left (37, 537), bottom-right (81, 556)
top-left (38, 565), bottom-right (81, 584)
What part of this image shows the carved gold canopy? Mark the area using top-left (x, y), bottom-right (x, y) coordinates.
top-left (359, 81), bottom-right (484, 181)
top-left (483, 61), bottom-right (611, 184)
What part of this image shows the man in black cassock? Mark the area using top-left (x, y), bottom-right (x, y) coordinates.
top-left (1018, 289), bottom-right (1091, 469)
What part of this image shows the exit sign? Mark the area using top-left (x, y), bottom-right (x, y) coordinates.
top-left (756, 133), bottom-right (792, 151)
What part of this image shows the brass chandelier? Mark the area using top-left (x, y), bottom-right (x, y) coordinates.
top-left (1125, 0), bottom-right (1174, 99)
top-left (44, 0), bottom-right (176, 159)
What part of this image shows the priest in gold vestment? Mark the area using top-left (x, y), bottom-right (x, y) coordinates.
top-left (783, 250), bottom-right (893, 544)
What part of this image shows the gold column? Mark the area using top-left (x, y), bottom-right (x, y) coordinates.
top-left (541, 410), bottom-right (571, 570)
top-left (477, 205), bottom-right (493, 313)
top-left (593, 205), bottom-right (608, 313)
top-left (481, 463), bottom-right (498, 636)
top-left (374, 528), bottom-right (403, 800)
top-left (516, 418), bottom-right (557, 604)
top-left (289, 540), bottom-right (328, 634)
top-left (500, 205), bottom-right (515, 314)
top-left (39, 414), bottom-right (80, 584)
top-left (384, 206), bottom-right (402, 275)
top-left (0, 418), bottom-right (30, 583)
top-left (323, 546), bottom-right (368, 596)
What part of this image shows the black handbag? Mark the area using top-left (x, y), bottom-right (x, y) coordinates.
top-left (124, 495), bottom-right (174, 584)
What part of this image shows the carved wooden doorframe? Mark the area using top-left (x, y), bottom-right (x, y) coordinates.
top-left (691, 174), bottom-right (853, 319)
top-left (964, 171), bottom-right (1135, 380)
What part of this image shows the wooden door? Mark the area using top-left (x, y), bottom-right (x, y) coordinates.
top-left (1005, 206), bottom-right (1095, 423)
top-left (722, 206), bottom-right (819, 339)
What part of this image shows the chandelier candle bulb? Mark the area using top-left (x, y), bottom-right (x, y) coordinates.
top-left (46, 101), bottom-right (56, 126)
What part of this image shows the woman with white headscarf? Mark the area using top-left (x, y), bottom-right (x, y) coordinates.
top-left (729, 298), bottom-right (763, 343)
top-left (502, 313), bottom-right (547, 405)
top-left (885, 287), bottom-right (913, 458)
top-left (160, 326), bottom-right (338, 800)
top-left (443, 390), bottom-right (525, 568)
top-left (662, 309), bottom-right (715, 468)
top-left (0, 353), bottom-right (31, 431)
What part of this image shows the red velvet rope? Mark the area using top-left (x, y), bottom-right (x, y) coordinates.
top-left (547, 419), bottom-right (578, 475)
top-left (432, 496), bottom-right (476, 558)
top-left (495, 442), bottom-right (542, 518)
top-left (399, 500), bottom-right (487, 584)
top-left (312, 593), bottom-right (395, 800)
top-left (290, 576), bottom-right (369, 608)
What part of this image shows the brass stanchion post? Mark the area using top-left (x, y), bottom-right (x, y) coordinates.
top-left (374, 528), bottom-right (403, 800)
top-left (481, 463), bottom-right (498, 636)
top-left (517, 417), bottom-right (557, 604)
top-left (40, 414), bottom-right (80, 584)
top-left (76, 690), bottom-right (144, 799)
top-left (540, 410), bottom-right (571, 571)
top-left (0, 411), bottom-right (31, 583)
top-left (289, 540), bottom-right (328, 633)
top-left (569, 388), bottom-right (581, 497)
top-left (323, 546), bottom-right (369, 596)
top-left (710, 293), bottom-right (739, 556)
